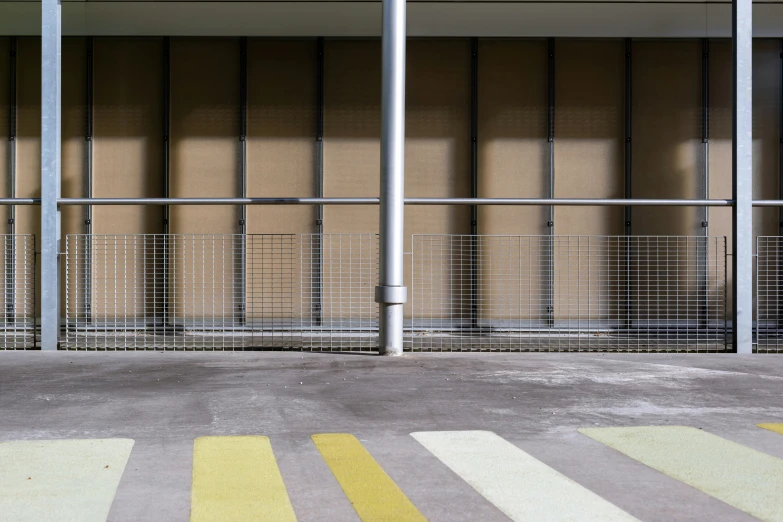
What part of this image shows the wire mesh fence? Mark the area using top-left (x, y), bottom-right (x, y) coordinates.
top-left (409, 235), bottom-right (728, 352)
top-left (756, 236), bottom-right (783, 353)
top-left (63, 234), bottom-right (378, 350)
top-left (0, 234), bottom-right (36, 349)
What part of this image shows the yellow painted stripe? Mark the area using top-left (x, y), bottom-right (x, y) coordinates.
top-left (0, 438), bottom-right (134, 522)
top-left (580, 426), bottom-right (783, 522)
top-left (759, 423), bottom-right (783, 436)
top-left (312, 433), bottom-right (426, 522)
top-left (190, 436), bottom-right (296, 522)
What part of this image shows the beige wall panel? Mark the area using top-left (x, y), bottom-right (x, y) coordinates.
top-left (553, 39), bottom-right (624, 321)
top-left (93, 38), bottom-right (163, 321)
top-left (478, 39), bottom-right (548, 235)
top-left (710, 39), bottom-right (781, 319)
top-left (633, 40), bottom-right (702, 235)
top-left (404, 39), bottom-right (471, 319)
top-left (0, 38), bottom-right (9, 203)
top-left (247, 39), bottom-right (317, 234)
top-left (323, 39), bottom-right (380, 234)
top-left (170, 38), bottom-right (240, 320)
top-left (15, 38), bottom-right (40, 241)
top-left (246, 39), bottom-right (317, 321)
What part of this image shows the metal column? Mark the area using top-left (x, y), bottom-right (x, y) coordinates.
top-left (162, 37), bottom-right (171, 329)
top-left (700, 38), bottom-right (710, 327)
top-left (238, 37), bottom-right (247, 325)
top-left (732, 0), bottom-right (753, 353)
top-left (546, 38), bottom-right (555, 327)
top-left (314, 37), bottom-right (325, 327)
top-left (41, 0), bottom-right (62, 350)
top-left (376, 0), bottom-right (407, 356)
top-left (624, 38), bottom-right (633, 329)
top-left (6, 37), bottom-right (16, 324)
top-left (84, 37), bottom-right (93, 323)
top-left (470, 37), bottom-right (479, 329)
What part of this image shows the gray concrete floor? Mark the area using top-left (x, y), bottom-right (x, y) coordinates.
top-left (1, 352), bottom-right (782, 521)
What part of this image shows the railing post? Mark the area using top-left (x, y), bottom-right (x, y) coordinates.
top-left (41, 0), bottom-right (62, 351)
top-left (376, 0), bottom-right (407, 356)
top-left (732, 0), bottom-right (753, 353)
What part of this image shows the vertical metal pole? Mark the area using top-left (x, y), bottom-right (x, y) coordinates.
top-left (6, 37), bottom-right (16, 325)
top-left (314, 37), bottom-right (324, 327)
top-left (162, 37), bottom-right (170, 329)
top-left (732, 0), bottom-right (753, 353)
top-left (84, 37), bottom-right (93, 324)
top-left (778, 38), bottom-right (783, 329)
top-left (624, 38), bottom-right (633, 329)
top-left (700, 38), bottom-right (710, 327)
top-left (376, 0), bottom-right (407, 356)
top-left (470, 37), bottom-right (479, 330)
top-left (41, 0), bottom-right (62, 350)
top-left (546, 37), bottom-right (555, 327)
top-left (238, 37), bottom-right (247, 325)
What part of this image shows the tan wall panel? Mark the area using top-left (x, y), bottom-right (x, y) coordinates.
top-left (93, 38), bottom-right (163, 320)
top-left (554, 39), bottom-right (624, 320)
top-left (170, 38), bottom-right (240, 319)
top-left (404, 39), bottom-right (472, 318)
top-left (15, 38), bottom-right (40, 241)
top-left (710, 39), bottom-right (781, 319)
top-left (247, 39), bottom-right (317, 234)
top-left (477, 39), bottom-right (548, 235)
top-left (0, 38), bottom-right (9, 203)
top-left (323, 39), bottom-right (380, 234)
top-left (633, 40), bottom-right (702, 235)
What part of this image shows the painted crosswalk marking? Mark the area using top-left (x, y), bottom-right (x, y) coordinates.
top-left (411, 430), bottom-right (637, 522)
top-left (312, 433), bottom-right (426, 522)
top-left (580, 426), bottom-right (783, 522)
top-left (0, 438), bottom-right (134, 522)
top-left (190, 436), bottom-right (296, 522)
top-left (758, 423), bottom-right (783, 436)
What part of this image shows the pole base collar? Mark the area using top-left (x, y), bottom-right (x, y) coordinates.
top-left (375, 285), bottom-right (407, 304)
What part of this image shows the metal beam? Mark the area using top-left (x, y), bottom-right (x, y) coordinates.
top-left (314, 36), bottom-right (325, 327)
top-left (162, 36), bottom-right (170, 330)
top-left (470, 37), bottom-right (478, 330)
top-left (700, 38), bottom-right (710, 328)
top-left (6, 37), bottom-right (16, 325)
top-left (624, 38), bottom-right (632, 329)
top-left (41, 0), bottom-right (62, 350)
top-left (376, 0), bottom-right (407, 356)
top-left (238, 36), bottom-right (247, 325)
top-left (546, 37), bottom-right (555, 327)
top-left (84, 36), bottom-right (93, 324)
top-left (732, 0), bottom-right (753, 353)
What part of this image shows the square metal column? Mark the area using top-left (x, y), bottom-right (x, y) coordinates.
top-left (732, 0), bottom-right (753, 353)
top-left (41, 0), bottom-right (62, 351)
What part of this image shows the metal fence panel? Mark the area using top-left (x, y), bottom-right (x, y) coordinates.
top-left (0, 235), bottom-right (36, 349)
top-left (756, 236), bottom-right (783, 353)
top-left (63, 234), bottom-right (377, 350)
top-left (409, 235), bottom-right (728, 352)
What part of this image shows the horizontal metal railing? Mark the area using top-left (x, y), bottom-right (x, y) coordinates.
top-left (57, 198), bottom-right (735, 206)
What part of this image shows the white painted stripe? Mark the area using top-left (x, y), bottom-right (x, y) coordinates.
top-left (411, 430), bottom-right (637, 522)
top-left (0, 438), bottom-right (135, 522)
top-left (580, 426), bottom-right (783, 522)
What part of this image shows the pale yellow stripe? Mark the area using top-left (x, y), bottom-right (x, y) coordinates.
top-left (312, 433), bottom-right (426, 522)
top-left (759, 423), bottom-right (783, 436)
top-left (580, 426), bottom-right (783, 522)
top-left (0, 438), bottom-right (134, 522)
top-left (190, 436), bottom-right (296, 522)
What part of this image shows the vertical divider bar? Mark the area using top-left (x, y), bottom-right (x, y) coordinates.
top-left (624, 38), bottom-right (633, 329)
top-left (546, 37), bottom-right (555, 327)
top-left (314, 37), bottom-right (324, 327)
top-left (84, 37), bottom-right (93, 325)
top-left (238, 37), bottom-right (247, 327)
top-left (778, 38), bottom-right (783, 329)
top-left (701, 38), bottom-right (710, 328)
top-left (470, 37), bottom-right (479, 330)
top-left (162, 36), bottom-right (170, 331)
top-left (6, 37), bottom-right (16, 325)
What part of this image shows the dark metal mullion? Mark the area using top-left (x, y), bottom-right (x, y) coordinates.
top-left (700, 38), bottom-right (710, 328)
top-left (778, 38), bottom-right (783, 328)
top-left (6, 37), bottom-right (16, 325)
top-left (546, 37), bottom-right (555, 327)
top-left (162, 37), bottom-right (170, 329)
top-left (624, 38), bottom-right (633, 329)
top-left (238, 37), bottom-right (247, 326)
top-left (470, 37), bottom-right (479, 330)
top-left (84, 37), bottom-right (93, 324)
top-left (314, 37), bottom-right (324, 327)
